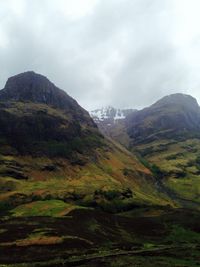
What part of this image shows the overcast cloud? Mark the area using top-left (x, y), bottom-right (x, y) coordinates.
top-left (0, 0), bottom-right (200, 110)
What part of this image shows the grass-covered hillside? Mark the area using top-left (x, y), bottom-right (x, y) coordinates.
top-left (124, 94), bottom-right (200, 209)
top-left (94, 94), bottom-right (200, 209)
top-left (135, 138), bottom-right (200, 208)
top-left (0, 74), bottom-right (200, 266)
top-left (0, 136), bottom-right (173, 217)
top-left (0, 72), bottom-right (174, 219)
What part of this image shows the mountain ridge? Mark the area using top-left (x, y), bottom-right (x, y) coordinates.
top-left (0, 71), bottom-right (102, 158)
top-left (126, 93), bottom-right (200, 144)
top-left (1, 78), bottom-right (200, 265)
top-left (0, 71), bottom-right (95, 127)
top-left (0, 72), bottom-right (165, 220)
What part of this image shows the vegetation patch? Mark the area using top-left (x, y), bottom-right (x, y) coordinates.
top-left (10, 200), bottom-right (78, 217)
top-left (166, 225), bottom-right (200, 244)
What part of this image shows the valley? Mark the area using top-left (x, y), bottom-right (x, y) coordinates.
top-left (0, 73), bottom-right (200, 266)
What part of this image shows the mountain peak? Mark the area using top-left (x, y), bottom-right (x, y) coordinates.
top-left (152, 93), bottom-right (199, 111)
top-left (1, 71), bottom-right (64, 106)
top-left (4, 71), bottom-right (54, 91)
top-left (126, 93), bottom-right (200, 144)
top-left (0, 71), bottom-right (96, 128)
top-left (0, 71), bottom-right (99, 157)
top-left (0, 71), bottom-right (82, 112)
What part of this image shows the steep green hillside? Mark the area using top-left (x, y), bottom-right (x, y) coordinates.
top-left (125, 94), bottom-right (200, 208)
top-left (95, 94), bottom-right (200, 209)
top-left (135, 138), bottom-right (200, 207)
top-left (0, 72), bottom-right (172, 219)
top-left (0, 138), bottom-right (172, 217)
top-left (0, 75), bottom-right (199, 266)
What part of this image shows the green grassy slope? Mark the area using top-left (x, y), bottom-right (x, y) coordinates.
top-left (0, 137), bottom-right (173, 218)
top-left (134, 138), bottom-right (200, 207)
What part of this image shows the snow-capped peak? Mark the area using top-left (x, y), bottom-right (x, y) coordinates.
top-left (90, 106), bottom-right (136, 123)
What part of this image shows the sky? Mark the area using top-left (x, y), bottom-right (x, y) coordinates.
top-left (1, 0), bottom-right (200, 110)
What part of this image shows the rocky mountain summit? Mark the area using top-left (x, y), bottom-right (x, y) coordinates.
top-left (127, 93), bottom-right (200, 144)
top-left (0, 71), bottom-right (94, 126)
top-left (0, 71), bottom-right (101, 158)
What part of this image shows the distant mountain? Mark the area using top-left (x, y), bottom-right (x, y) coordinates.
top-left (90, 106), bottom-right (136, 123)
top-left (126, 93), bottom-right (200, 144)
top-left (90, 106), bottom-right (136, 142)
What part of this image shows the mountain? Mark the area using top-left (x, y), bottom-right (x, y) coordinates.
top-left (1, 84), bottom-right (200, 266)
top-left (0, 71), bottom-right (100, 158)
top-left (90, 94), bottom-right (200, 208)
top-left (0, 71), bottom-right (89, 116)
top-left (124, 93), bottom-right (200, 208)
top-left (0, 72), bottom-right (167, 218)
top-left (90, 106), bottom-right (136, 146)
top-left (127, 93), bottom-right (200, 144)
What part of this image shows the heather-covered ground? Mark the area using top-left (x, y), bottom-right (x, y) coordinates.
top-left (0, 207), bottom-right (200, 266)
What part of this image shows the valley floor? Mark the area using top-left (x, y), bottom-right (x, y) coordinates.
top-left (0, 207), bottom-right (200, 267)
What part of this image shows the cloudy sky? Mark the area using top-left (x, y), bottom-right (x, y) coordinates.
top-left (1, 0), bottom-right (200, 110)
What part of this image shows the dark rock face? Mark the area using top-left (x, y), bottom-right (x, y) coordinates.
top-left (1, 71), bottom-right (72, 108)
top-left (0, 103), bottom-right (81, 146)
top-left (0, 71), bottom-right (95, 127)
top-left (126, 93), bottom-right (200, 144)
top-left (0, 71), bottom-right (102, 158)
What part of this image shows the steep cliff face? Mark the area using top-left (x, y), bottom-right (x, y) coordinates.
top-left (0, 71), bottom-right (101, 157)
top-left (0, 71), bottom-right (95, 127)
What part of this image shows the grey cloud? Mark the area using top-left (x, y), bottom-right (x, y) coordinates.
top-left (0, 0), bottom-right (199, 110)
